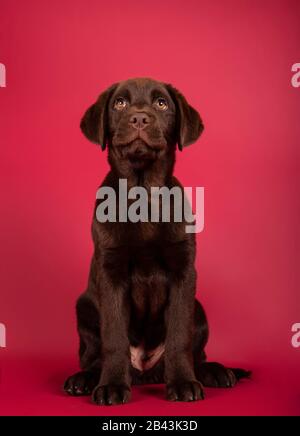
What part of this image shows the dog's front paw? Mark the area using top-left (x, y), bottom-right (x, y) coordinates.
top-left (64, 370), bottom-right (99, 396)
top-left (166, 380), bottom-right (204, 402)
top-left (92, 384), bottom-right (131, 405)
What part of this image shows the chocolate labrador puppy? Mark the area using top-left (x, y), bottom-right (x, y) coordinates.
top-left (64, 78), bottom-right (249, 405)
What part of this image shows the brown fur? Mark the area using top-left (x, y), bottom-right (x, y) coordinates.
top-left (64, 78), bottom-right (250, 405)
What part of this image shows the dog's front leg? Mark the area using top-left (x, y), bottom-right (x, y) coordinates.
top-left (92, 257), bottom-right (131, 406)
top-left (165, 264), bottom-right (204, 402)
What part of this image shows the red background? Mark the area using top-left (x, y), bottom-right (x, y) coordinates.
top-left (0, 0), bottom-right (299, 415)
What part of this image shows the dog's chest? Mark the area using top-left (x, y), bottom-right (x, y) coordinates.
top-left (129, 220), bottom-right (161, 243)
top-left (129, 248), bottom-right (168, 318)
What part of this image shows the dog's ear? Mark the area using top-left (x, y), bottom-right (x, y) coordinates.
top-left (166, 84), bottom-right (204, 151)
top-left (80, 83), bottom-right (118, 150)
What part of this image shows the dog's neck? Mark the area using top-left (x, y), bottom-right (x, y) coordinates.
top-left (108, 147), bottom-right (176, 190)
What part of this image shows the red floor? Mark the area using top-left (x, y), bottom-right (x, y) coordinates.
top-left (0, 353), bottom-right (299, 416)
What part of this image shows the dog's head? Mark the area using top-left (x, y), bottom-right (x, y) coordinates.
top-left (80, 78), bottom-right (204, 171)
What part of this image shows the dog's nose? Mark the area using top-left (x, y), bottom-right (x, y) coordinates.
top-left (129, 113), bottom-right (150, 130)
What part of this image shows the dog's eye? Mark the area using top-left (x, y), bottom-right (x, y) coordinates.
top-left (154, 97), bottom-right (168, 111)
top-left (114, 97), bottom-right (127, 110)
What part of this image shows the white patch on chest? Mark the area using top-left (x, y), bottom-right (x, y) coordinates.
top-left (130, 343), bottom-right (165, 372)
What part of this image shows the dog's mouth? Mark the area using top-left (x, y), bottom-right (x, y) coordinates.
top-left (112, 128), bottom-right (167, 150)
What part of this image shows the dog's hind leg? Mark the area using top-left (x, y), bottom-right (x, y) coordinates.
top-left (64, 294), bottom-right (101, 396)
top-left (193, 299), bottom-right (251, 388)
top-left (195, 361), bottom-right (251, 388)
